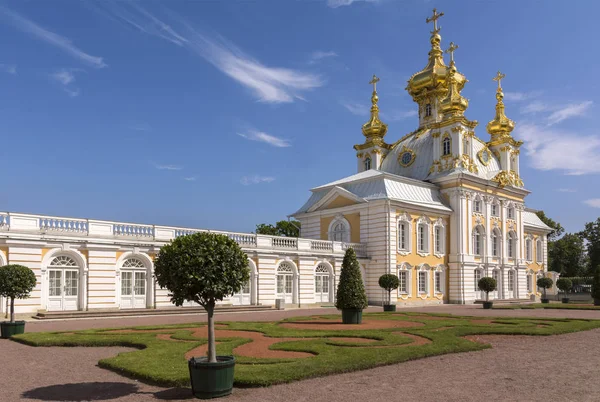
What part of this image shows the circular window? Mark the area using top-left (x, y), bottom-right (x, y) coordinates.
top-left (400, 151), bottom-right (414, 166)
top-left (478, 149), bottom-right (491, 165)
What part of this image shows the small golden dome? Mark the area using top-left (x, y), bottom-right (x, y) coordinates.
top-left (486, 72), bottom-right (515, 139)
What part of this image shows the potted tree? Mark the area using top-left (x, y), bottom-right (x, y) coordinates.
top-left (537, 277), bottom-right (554, 304)
top-left (154, 232), bottom-right (250, 399)
top-left (335, 248), bottom-right (368, 324)
top-left (556, 278), bottom-right (572, 304)
top-left (378, 274), bottom-right (399, 312)
top-left (592, 266), bottom-right (600, 306)
top-left (0, 264), bottom-right (37, 339)
top-left (478, 277), bottom-right (497, 309)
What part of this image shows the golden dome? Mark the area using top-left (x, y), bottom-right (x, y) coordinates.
top-left (440, 47), bottom-right (468, 116)
top-left (354, 75), bottom-right (389, 151)
top-left (486, 71), bottom-right (515, 139)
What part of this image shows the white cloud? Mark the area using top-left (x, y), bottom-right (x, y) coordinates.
top-left (547, 101), bottom-right (593, 125)
top-left (584, 199), bottom-right (600, 208)
top-left (51, 69), bottom-right (75, 85)
top-left (326, 0), bottom-right (378, 8)
top-left (522, 101), bottom-right (550, 114)
top-left (309, 51), bottom-right (337, 64)
top-left (238, 130), bottom-right (291, 148)
top-left (0, 64), bottom-right (16, 74)
top-left (183, 177), bottom-right (196, 181)
top-left (515, 123), bottom-right (600, 175)
top-left (240, 175), bottom-right (275, 186)
top-left (504, 91), bottom-right (542, 102)
top-left (154, 164), bottom-right (182, 171)
top-left (381, 109), bottom-right (417, 121)
top-left (557, 188), bottom-right (577, 193)
top-left (342, 102), bottom-right (368, 116)
top-left (93, 4), bottom-right (322, 103)
top-left (0, 7), bottom-right (106, 68)
top-left (63, 87), bottom-right (80, 98)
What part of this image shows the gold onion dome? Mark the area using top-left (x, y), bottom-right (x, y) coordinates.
top-left (440, 43), bottom-right (468, 115)
top-left (486, 71), bottom-right (515, 139)
top-left (406, 9), bottom-right (466, 100)
top-left (361, 75), bottom-right (388, 142)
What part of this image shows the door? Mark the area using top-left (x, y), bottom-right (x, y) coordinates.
top-left (315, 274), bottom-right (330, 303)
top-left (121, 270), bottom-right (147, 309)
top-left (277, 273), bottom-right (293, 304)
top-left (231, 281), bottom-right (251, 305)
top-left (48, 269), bottom-right (79, 311)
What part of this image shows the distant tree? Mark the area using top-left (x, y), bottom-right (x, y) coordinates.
top-left (580, 218), bottom-right (600, 275)
top-left (536, 211), bottom-right (565, 242)
top-left (256, 220), bottom-right (301, 237)
top-left (556, 278), bottom-right (573, 295)
top-left (549, 233), bottom-right (587, 277)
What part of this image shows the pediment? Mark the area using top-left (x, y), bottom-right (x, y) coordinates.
top-left (307, 186), bottom-right (366, 212)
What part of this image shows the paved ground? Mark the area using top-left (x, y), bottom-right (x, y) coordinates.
top-left (3, 305), bottom-right (599, 402)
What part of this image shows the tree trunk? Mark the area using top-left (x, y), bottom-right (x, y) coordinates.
top-left (486, 291), bottom-right (489, 302)
top-left (205, 300), bottom-right (217, 363)
top-left (10, 297), bottom-right (15, 323)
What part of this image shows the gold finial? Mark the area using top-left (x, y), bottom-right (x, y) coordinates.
top-left (426, 8), bottom-right (444, 33)
top-left (493, 71), bottom-right (506, 90)
top-left (445, 42), bottom-right (459, 64)
top-left (369, 74), bottom-right (380, 93)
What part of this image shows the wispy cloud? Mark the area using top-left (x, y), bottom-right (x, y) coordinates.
top-left (0, 6), bottom-right (106, 68)
top-left (504, 91), bottom-right (542, 102)
top-left (0, 64), bottom-right (16, 74)
top-left (49, 68), bottom-right (81, 97)
top-left (326, 0), bottom-right (378, 8)
top-left (154, 164), bottom-right (182, 171)
top-left (547, 101), bottom-right (593, 125)
top-left (183, 177), bottom-right (196, 181)
top-left (129, 123), bottom-right (151, 132)
top-left (240, 175), bottom-right (275, 186)
top-left (342, 102), bottom-right (368, 116)
top-left (584, 199), bottom-right (600, 208)
top-left (238, 130), bottom-right (291, 148)
top-left (515, 123), bottom-right (600, 175)
top-left (381, 109), bottom-right (417, 121)
top-left (557, 188), bottom-right (577, 193)
top-left (93, 3), bottom-right (321, 103)
top-left (309, 51), bottom-right (337, 64)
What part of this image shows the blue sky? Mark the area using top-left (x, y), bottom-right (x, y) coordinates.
top-left (0, 0), bottom-right (598, 234)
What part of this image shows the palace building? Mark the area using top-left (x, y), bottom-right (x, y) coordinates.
top-left (0, 9), bottom-right (552, 317)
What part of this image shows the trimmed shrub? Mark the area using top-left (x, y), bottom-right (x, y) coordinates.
top-left (379, 274), bottom-right (400, 305)
top-left (556, 278), bottom-right (573, 294)
top-left (0, 264), bottom-right (37, 323)
top-left (537, 277), bottom-right (554, 299)
top-left (478, 277), bottom-right (497, 302)
top-left (335, 248), bottom-right (368, 310)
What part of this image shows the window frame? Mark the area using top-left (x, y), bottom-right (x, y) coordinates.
top-left (328, 216), bottom-right (350, 243)
top-left (416, 216), bottom-right (430, 256)
top-left (442, 136), bottom-right (451, 156)
top-left (536, 238), bottom-right (543, 263)
top-left (364, 156), bottom-right (372, 171)
top-left (397, 263), bottom-right (412, 297)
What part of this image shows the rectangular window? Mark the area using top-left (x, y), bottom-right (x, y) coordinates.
top-left (435, 272), bottom-right (442, 293)
top-left (492, 205), bottom-right (498, 217)
top-left (508, 239), bottom-right (514, 258)
top-left (418, 271), bottom-right (427, 293)
top-left (242, 281), bottom-right (250, 294)
top-left (526, 241), bottom-right (532, 261)
top-left (315, 276), bottom-right (322, 293)
top-left (134, 272), bottom-right (146, 296)
top-left (492, 236), bottom-right (498, 257)
top-left (536, 241), bottom-right (543, 262)
top-left (322, 276), bottom-right (329, 294)
top-left (285, 275), bottom-right (293, 294)
top-left (399, 223), bottom-right (406, 250)
top-left (398, 271), bottom-right (407, 293)
top-left (418, 225), bottom-right (427, 252)
top-left (277, 275), bottom-right (284, 294)
top-left (474, 200), bottom-right (481, 213)
top-left (435, 227), bottom-right (442, 254)
top-left (508, 271), bottom-right (514, 292)
top-left (527, 275), bottom-right (532, 292)
top-left (121, 272), bottom-right (132, 296)
top-left (49, 270), bottom-right (61, 297)
top-left (508, 208), bottom-right (514, 219)
top-left (474, 270), bottom-right (482, 291)
top-left (64, 270), bottom-right (78, 296)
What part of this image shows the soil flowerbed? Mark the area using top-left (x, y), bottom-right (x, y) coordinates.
top-left (11, 312), bottom-right (600, 387)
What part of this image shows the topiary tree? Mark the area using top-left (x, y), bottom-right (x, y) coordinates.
top-left (378, 274), bottom-right (400, 306)
top-left (0, 264), bottom-right (37, 323)
top-left (592, 266), bottom-right (600, 304)
top-left (154, 232), bottom-right (250, 363)
top-left (478, 277), bottom-right (497, 302)
top-left (537, 277), bottom-right (554, 300)
top-left (335, 248), bottom-right (368, 310)
top-left (556, 278), bottom-right (572, 295)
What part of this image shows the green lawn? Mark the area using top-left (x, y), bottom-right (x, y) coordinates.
top-left (493, 303), bottom-right (600, 310)
top-left (11, 312), bottom-right (600, 387)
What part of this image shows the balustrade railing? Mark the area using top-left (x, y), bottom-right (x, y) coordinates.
top-left (0, 213), bottom-right (9, 228)
top-left (271, 236), bottom-right (298, 249)
top-left (113, 224), bottom-right (154, 237)
top-left (343, 242), bottom-right (367, 256)
top-left (310, 240), bottom-right (334, 252)
top-left (40, 217), bottom-right (88, 233)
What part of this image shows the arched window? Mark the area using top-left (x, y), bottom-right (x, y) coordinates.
top-left (525, 237), bottom-right (533, 261)
top-left (364, 157), bottom-right (372, 171)
top-left (536, 239), bottom-right (543, 263)
top-left (442, 136), bottom-right (451, 156)
top-left (120, 258), bottom-right (147, 308)
top-left (425, 103), bottom-right (432, 117)
top-left (329, 218), bottom-right (350, 243)
top-left (507, 270), bottom-right (515, 292)
top-left (491, 229), bottom-right (501, 257)
top-left (314, 264), bottom-right (331, 303)
top-left (473, 226), bottom-right (484, 256)
top-left (47, 255), bottom-right (80, 311)
top-left (507, 231), bottom-right (517, 258)
top-left (277, 262), bottom-right (295, 303)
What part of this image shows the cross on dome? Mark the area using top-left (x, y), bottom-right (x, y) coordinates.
top-left (493, 71), bottom-right (506, 89)
top-left (445, 42), bottom-right (459, 63)
top-left (426, 8), bottom-right (444, 33)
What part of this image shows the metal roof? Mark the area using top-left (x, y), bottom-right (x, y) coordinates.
top-left (523, 210), bottom-right (553, 231)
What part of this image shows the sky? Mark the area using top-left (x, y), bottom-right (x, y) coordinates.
top-left (0, 0), bottom-right (598, 234)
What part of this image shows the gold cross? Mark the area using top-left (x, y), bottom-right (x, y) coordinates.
top-left (445, 42), bottom-right (459, 63)
top-left (493, 71), bottom-right (506, 89)
top-left (369, 74), bottom-right (380, 92)
top-left (426, 8), bottom-right (444, 33)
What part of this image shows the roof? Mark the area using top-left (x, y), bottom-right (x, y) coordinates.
top-left (293, 170), bottom-right (452, 215)
top-left (523, 209), bottom-right (553, 232)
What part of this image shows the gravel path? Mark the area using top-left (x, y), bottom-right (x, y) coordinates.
top-left (4, 306), bottom-right (599, 402)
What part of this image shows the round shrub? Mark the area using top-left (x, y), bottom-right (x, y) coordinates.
top-left (537, 277), bottom-right (554, 299)
top-left (335, 248), bottom-right (368, 310)
top-left (0, 264), bottom-right (37, 323)
top-left (478, 277), bottom-right (497, 302)
top-left (379, 274), bottom-right (400, 306)
top-left (556, 278), bottom-right (572, 293)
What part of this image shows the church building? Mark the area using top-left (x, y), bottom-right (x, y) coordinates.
top-left (0, 9), bottom-right (552, 317)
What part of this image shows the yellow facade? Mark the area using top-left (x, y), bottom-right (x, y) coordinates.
top-left (320, 213), bottom-right (360, 243)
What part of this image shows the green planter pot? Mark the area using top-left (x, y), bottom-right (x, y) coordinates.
top-left (383, 304), bottom-right (396, 312)
top-left (341, 309), bottom-right (363, 324)
top-left (541, 298), bottom-right (550, 304)
top-left (482, 302), bottom-right (493, 309)
top-left (1, 321), bottom-right (26, 339)
top-left (561, 298), bottom-right (570, 304)
top-left (188, 356), bottom-right (235, 399)
top-left (595, 299), bottom-right (600, 306)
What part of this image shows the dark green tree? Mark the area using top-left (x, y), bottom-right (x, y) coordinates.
top-left (0, 265), bottom-right (37, 323)
top-left (378, 274), bottom-right (400, 305)
top-left (556, 278), bottom-right (573, 295)
top-left (549, 233), bottom-right (587, 276)
top-left (478, 277), bottom-right (497, 302)
top-left (256, 220), bottom-right (301, 237)
top-left (335, 248), bottom-right (368, 310)
top-left (537, 277), bottom-right (554, 300)
top-left (581, 218), bottom-right (600, 275)
top-left (592, 266), bottom-right (600, 303)
top-left (154, 232), bottom-right (250, 363)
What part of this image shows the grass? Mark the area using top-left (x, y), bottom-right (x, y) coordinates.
top-left (11, 312), bottom-right (600, 387)
top-left (493, 303), bottom-right (600, 310)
